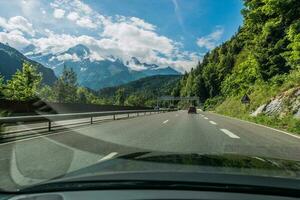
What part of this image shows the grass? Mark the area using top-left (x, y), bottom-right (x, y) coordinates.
top-left (212, 70), bottom-right (300, 134)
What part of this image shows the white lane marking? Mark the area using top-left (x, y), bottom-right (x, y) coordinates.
top-left (163, 120), bottom-right (169, 124)
top-left (98, 152), bottom-right (118, 162)
top-left (209, 121), bottom-right (217, 125)
top-left (210, 112), bottom-right (300, 140)
top-left (253, 156), bottom-right (266, 162)
top-left (204, 117), bottom-right (208, 120)
top-left (220, 129), bottom-right (240, 139)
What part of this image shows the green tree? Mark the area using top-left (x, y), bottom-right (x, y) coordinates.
top-left (5, 63), bottom-right (42, 101)
top-left (125, 94), bottom-right (146, 106)
top-left (114, 88), bottom-right (126, 105)
top-left (54, 65), bottom-right (78, 103)
top-left (0, 74), bottom-right (5, 99)
top-left (38, 85), bottom-right (56, 102)
top-left (284, 20), bottom-right (300, 69)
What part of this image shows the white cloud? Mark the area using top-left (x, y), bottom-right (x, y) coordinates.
top-left (56, 53), bottom-right (80, 62)
top-left (0, 16), bottom-right (35, 36)
top-left (129, 17), bottom-right (156, 31)
top-left (72, 0), bottom-right (92, 14)
top-left (0, 30), bottom-right (31, 49)
top-left (197, 27), bottom-right (224, 50)
top-left (67, 12), bottom-right (79, 21)
top-left (0, 0), bottom-right (200, 72)
top-left (53, 8), bottom-right (65, 19)
top-left (76, 17), bottom-right (97, 29)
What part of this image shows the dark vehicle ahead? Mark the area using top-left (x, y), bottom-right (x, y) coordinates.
top-left (188, 106), bottom-right (197, 114)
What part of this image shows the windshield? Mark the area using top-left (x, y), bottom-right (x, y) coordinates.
top-left (0, 0), bottom-right (300, 193)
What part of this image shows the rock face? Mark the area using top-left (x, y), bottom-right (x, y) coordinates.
top-left (264, 98), bottom-right (283, 115)
top-left (250, 104), bottom-right (266, 117)
top-left (251, 87), bottom-right (300, 119)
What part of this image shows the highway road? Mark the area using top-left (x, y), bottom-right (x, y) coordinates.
top-left (0, 110), bottom-right (300, 190)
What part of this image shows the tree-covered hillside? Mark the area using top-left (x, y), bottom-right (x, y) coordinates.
top-left (99, 75), bottom-right (181, 106)
top-left (175, 0), bottom-right (300, 133)
top-left (0, 43), bottom-right (57, 85)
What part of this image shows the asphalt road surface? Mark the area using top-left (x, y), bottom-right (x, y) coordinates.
top-left (0, 110), bottom-right (300, 190)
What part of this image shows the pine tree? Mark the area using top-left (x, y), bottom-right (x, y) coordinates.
top-left (54, 65), bottom-right (78, 103)
top-left (5, 63), bottom-right (42, 101)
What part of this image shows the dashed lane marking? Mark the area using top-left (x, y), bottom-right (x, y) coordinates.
top-left (209, 121), bottom-right (217, 125)
top-left (163, 120), bottom-right (169, 124)
top-left (220, 129), bottom-right (240, 139)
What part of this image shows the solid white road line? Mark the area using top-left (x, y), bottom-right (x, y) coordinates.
top-left (98, 152), bottom-right (118, 162)
top-left (220, 129), bottom-right (240, 139)
top-left (163, 120), bottom-right (169, 124)
top-left (209, 112), bottom-right (300, 140)
top-left (209, 121), bottom-right (217, 125)
top-left (204, 117), bottom-right (208, 120)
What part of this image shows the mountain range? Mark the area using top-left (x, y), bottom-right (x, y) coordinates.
top-left (0, 43), bottom-right (56, 85)
top-left (22, 44), bottom-right (181, 90)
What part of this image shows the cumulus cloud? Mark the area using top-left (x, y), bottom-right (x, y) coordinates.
top-left (0, 16), bottom-right (35, 36)
top-left (129, 17), bottom-right (156, 31)
top-left (53, 8), bottom-right (65, 19)
top-left (76, 17), bottom-right (97, 29)
top-left (67, 12), bottom-right (79, 21)
top-left (0, 30), bottom-right (31, 49)
top-left (0, 0), bottom-right (200, 72)
top-left (197, 27), bottom-right (224, 50)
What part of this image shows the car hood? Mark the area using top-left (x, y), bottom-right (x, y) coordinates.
top-left (63, 152), bottom-right (300, 180)
top-left (14, 152), bottom-right (300, 193)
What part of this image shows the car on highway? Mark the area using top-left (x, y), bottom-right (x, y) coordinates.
top-left (188, 106), bottom-right (197, 114)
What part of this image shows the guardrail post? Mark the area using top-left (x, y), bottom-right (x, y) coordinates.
top-left (48, 121), bottom-right (51, 132)
top-left (91, 117), bottom-right (93, 124)
top-left (128, 113), bottom-right (130, 118)
top-left (113, 114), bottom-right (116, 120)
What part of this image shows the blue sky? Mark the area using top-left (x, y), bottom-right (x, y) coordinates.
top-left (0, 0), bottom-right (243, 72)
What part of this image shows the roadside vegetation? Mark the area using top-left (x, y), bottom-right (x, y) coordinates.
top-left (0, 62), bottom-right (178, 108)
top-left (174, 0), bottom-right (300, 134)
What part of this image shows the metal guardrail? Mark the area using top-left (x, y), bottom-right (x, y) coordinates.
top-left (0, 109), bottom-right (173, 132)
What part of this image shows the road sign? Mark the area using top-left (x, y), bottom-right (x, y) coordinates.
top-left (241, 94), bottom-right (250, 104)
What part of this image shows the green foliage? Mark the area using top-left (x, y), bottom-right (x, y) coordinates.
top-left (221, 53), bottom-right (260, 96)
top-left (53, 65), bottom-right (78, 103)
top-left (99, 75), bottom-right (181, 107)
top-left (4, 63), bottom-right (42, 101)
top-left (125, 94), bottom-right (146, 107)
top-left (0, 74), bottom-right (4, 99)
top-left (114, 88), bottom-right (126, 105)
top-left (176, 0), bottom-right (300, 134)
top-left (38, 85), bottom-right (56, 102)
top-left (178, 0), bottom-right (300, 103)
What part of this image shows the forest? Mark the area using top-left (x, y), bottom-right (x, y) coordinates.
top-left (173, 0), bottom-right (300, 133)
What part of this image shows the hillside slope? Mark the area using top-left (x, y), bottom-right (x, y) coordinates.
top-left (0, 43), bottom-right (57, 85)
top-left (99, 75), bottom-right (181, 98)
top-left (175, 0), bottom-right (300, 133)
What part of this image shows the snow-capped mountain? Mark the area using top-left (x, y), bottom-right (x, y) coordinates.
top-left (21, 44), bottom-right (181, 90)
